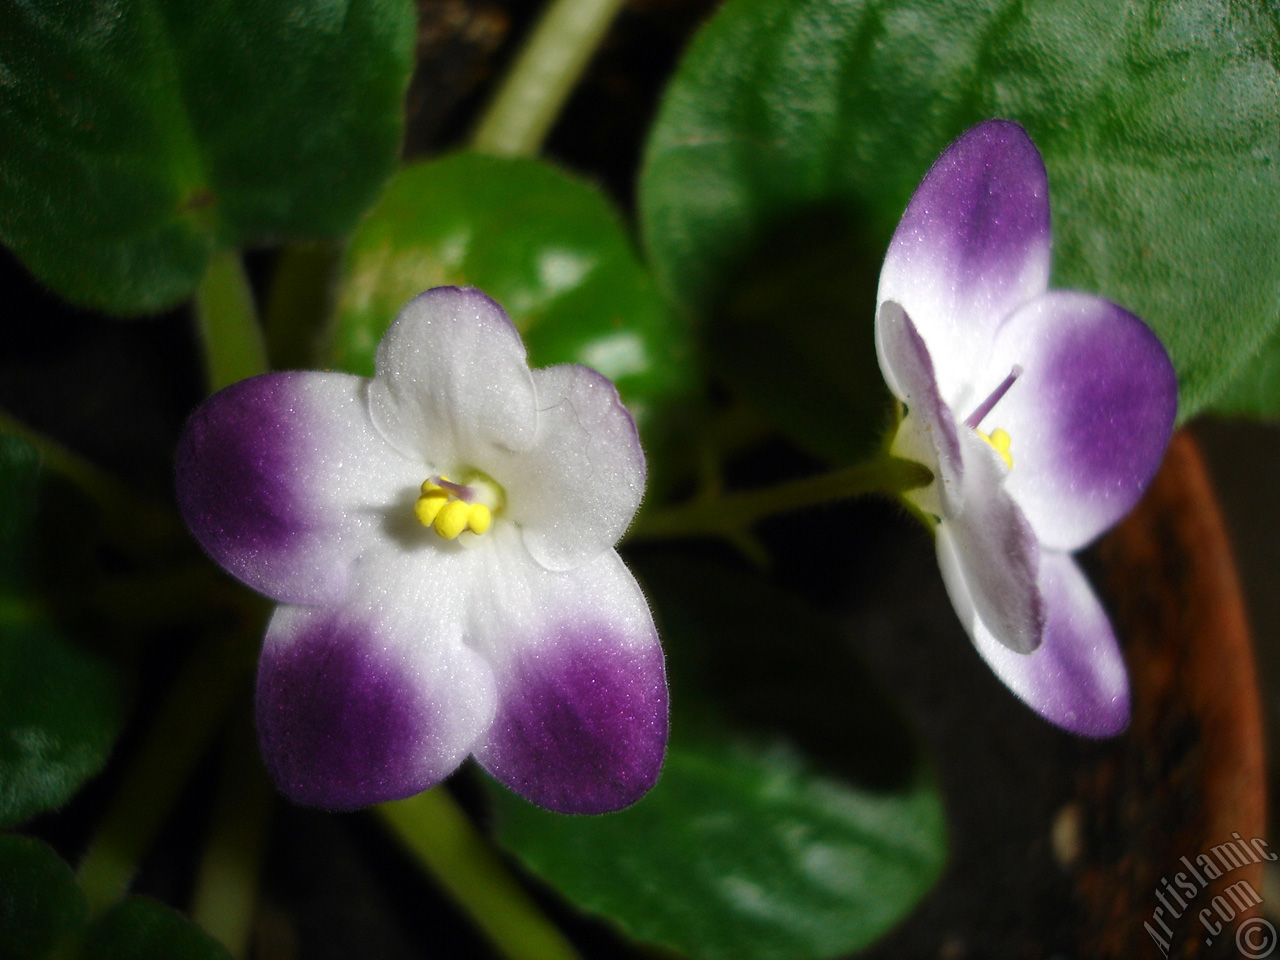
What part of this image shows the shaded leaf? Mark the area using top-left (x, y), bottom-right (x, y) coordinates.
top-left (0, 834), bottom-right (86, 960)
top-left (487, 556), bottom-right (946, 960)
top-left (0, 0), bottom-right (415, 313)
top-left (81, 897), bottom-right (230, 960)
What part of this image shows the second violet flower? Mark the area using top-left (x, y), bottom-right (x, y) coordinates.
top-left (876, 120), bottom-right (1177, 736)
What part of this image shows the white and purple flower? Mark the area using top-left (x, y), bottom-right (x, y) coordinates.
top-left (876, 120), bottom-right (1177, 736)
top-left (177, 286), bottom-right (667, 813)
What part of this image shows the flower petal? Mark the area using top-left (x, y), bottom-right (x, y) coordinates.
top-left (943, 542), bottom-right (1129, 737)
top-left (878, 301), bottom-right (962, 516)
top-left (975, 291), bottom-right (1177, 551)
top-left (936, 430), bottom-right (1045, 654)
top-left (470, 535), bottom-right (667, 814)
top-left (368, 287), bottom-right (539, 468)
top-left (175, 372), bottom-right (420, 606)
top-left (256, 549), bottom-right (497, 810)
top-left (491, 364), bottom-right (645, 572)
top-left (878, 120), bottom-right (1051, 407)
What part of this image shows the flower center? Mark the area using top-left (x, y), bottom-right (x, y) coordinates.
top-left (963, 365), bottom-right (1021, 470)
top-left (414, 471), bottom-right (506, 540)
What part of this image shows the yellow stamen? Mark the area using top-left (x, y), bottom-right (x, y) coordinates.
top-left (467, 503), bottom-right (492, 535)
top-left (433, 499), bottom-right (471, 540)
top-left (414, 484), bottom-right (449, 526)
top-left (978, 427), bottom-right (1014, 469)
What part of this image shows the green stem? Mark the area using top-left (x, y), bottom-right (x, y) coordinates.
top-left (263, 242), bottom-right (341, 370)
top-left (191, 709), bottom-right (273, 958)
top-left (378, 791), bottom-right (582, 960)
top-left (630, 456), bottom-right (933, 542)
top-left (470, 0), bottom-right (626, 157)
top-left (0, 409), bottom-right (180, 556)
top-left (196, 250), bottom-right (269, 391)
top-left (78, 614), bottom-right (264, 915)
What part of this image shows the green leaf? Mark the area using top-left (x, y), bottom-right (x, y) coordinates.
top-left (0, 0), bottom-right (416, 314)
top-left (640, 0), bottom-right (1280, 424)
top-left (1206, 324), bottom-right (1280, 419)
top-left (80, 897), bottom-right (230, 960)
top-left (0, 835), bottom-right (87, 960)
top-left (327, 153), bottom-right (698, 457)
top-left (0, 437), bottom-right (124, 828)
top-left (0, 436), bottom-right (40, 586)
top-left (488, 558), bottom-right (946, 960)
top-left (0, 620), bottom-right (125, 828)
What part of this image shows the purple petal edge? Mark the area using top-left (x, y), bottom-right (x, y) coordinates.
top-left (256, 614), bottom-right (452, 810)
top-left (969, 549), bottom-right (1129, 737)
top-left (176, 374), bottom-right (307, 581)
top-left (477, 628), bottom-right (668, 815)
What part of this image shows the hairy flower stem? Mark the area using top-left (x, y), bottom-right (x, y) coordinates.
top-left (78, 613), bottom-right (265, 916)
top-left (630, 456), bottom-right (933, 542)
top-left (470, 0), bottom-right (626, 157)
top-left (378, 792), bottom-right (583, 960)
top-left (191, 709), bottom-right (273, 958)
top-left (196, 250), bottom-right (269, 391)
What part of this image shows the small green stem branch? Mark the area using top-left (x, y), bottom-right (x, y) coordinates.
top-left (78, 612), bottom-right (265, 916)
top-left (191, 709), bottom-right (273, 958)
top-left (378, 791), bottom-right (582, 960)
top-left (196, 250), bottom-right (269, 392)
top-left (470, 0), bottom-right (626, 157)
top-left (631, 456), bottom-right (933, 542)
top-left (0, 409), bottom-right (180, 557)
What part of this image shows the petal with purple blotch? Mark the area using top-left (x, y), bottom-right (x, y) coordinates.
top-left (256, 547), bottom-right (497, 810)
top-left (877, 120), bottom-right (1051, 408)
top-left (974, 290), bottom-right (1178, 551)
top-left (176, 371), bottom-right (421, 606)
top-left (941, 540), bottom-right (1128, 736)
top-left (470, 536), bottom-right (667, 814)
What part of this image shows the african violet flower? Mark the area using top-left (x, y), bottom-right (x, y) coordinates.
top-left (876, 120), bottom-right (1176, 735)
top-left (177, 286), bottom-right (667, 813)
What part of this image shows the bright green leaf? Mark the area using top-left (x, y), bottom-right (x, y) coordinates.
top-left (0, 0), bottom-right (416, 314)
top-left (488, 558), bottom-right (946, 960)
top-left (1207, 324), bottom-right (1280, 419)
top-left (640, 0), bottom-right (1280, 424)
top-left (0, 835), bottom-right (87, 960)
top-left (328, 152), bottom-right (698, 453)
top-left (80, 897), bottom-right (230, 960)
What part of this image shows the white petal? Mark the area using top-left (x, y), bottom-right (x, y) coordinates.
top-left (489, 364), bottom-right (646, 571)
top-left (878, 301), bottom-right (963, 517)
top-left (368, 287), bottom-right (538, 469)
top-left (936, 429), bottom-right (1045, 654)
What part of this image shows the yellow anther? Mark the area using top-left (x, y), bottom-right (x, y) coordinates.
top-left (414, 485), bottom-right (449, 527)
top-left (978, 427), bottom-right (1014, 470)
top-left (467, 503), bottom-right (492, 535)
top-left (433, 499), bottom-right (471, 540)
